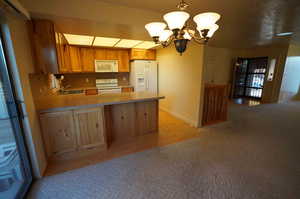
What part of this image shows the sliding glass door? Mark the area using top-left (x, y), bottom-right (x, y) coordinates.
top-left (0, 32), bottom-right (32, 198)
top-left (233, 57), bottom-right (268, 99)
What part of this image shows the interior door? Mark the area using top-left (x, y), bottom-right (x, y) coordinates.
top-left (0, 34), bottom-right (32, 199)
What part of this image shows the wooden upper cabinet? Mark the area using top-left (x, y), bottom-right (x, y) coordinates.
top-left (30, 19), bottom-right (60, 74)
top-left (130, 49), bottom-right (156, 60)
top-left (80, 48), bottom-right (95, 72)
top-left (118, 50), bottom-right (130, 72)
top-left (106, 49), bottom-right (118, 60)
top-left (68, 46), bottom-right (82, 72)
top-left (93, 48), bottom-right (130, 72)
top-left (30, 19), bottom-right (72, 74)
top-left (94, 48), bottom-right (107, 60)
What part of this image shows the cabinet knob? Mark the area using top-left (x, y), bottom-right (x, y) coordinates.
top-left (144, 113), bottom-right (147, 116)
top-left (121, 116), bottom-right (124, 120)
top-left (96, 123), bottom-right (99, 128)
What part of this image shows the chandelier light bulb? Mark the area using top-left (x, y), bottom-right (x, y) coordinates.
top-left (197, 23), bottom-right (219, 38)
top-left (193, 12), bottom-right (221, 30)
top-left (163, 11), bottom-right (190, 30)
top-left (159, 30), bottom-right (173, 42)
top-left (183, 30), bottom-right (192, 40)
top-left (207, 24), bottom-right (219, 37)
top-left (145, 22), bottom-right (167, 37)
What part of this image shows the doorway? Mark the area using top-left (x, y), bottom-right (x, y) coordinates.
top-left (233, 57), bottom-right (268, 100)
top-left (0, 30), bottom-right (32, 198)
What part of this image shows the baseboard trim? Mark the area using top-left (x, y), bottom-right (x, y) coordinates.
top-left (159, 106), bottom-right (198, 127)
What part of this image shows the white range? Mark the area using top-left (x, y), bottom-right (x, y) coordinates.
top-left (96, 79), bottom-right (121, 93)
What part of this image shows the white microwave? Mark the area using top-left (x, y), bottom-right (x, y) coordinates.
top-left (95, 60), bottom-right (118, 73)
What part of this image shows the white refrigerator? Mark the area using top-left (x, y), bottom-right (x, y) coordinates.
top-left (130, 60), bottom-right (158, 93)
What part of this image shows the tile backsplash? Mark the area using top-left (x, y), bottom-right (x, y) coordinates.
top-left (61, 73), bottom-right (130, 88)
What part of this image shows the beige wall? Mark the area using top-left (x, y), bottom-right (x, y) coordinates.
top-left (203, 46), bottom-right (234, 84)
top-left (279, 44), bottom-right (300, 102)
top-left (157, 43), bottom-right (205, 127)
top-left (232, 45), bottom-right (289, 103)
top-left (2, 13), bottom-right (47, 178)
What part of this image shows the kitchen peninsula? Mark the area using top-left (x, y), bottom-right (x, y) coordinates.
top-left (36, 92), bottom-right (164, 160)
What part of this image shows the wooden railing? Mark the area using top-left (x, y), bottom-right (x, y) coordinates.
top-left (202, 84), bottom-right (229, 126)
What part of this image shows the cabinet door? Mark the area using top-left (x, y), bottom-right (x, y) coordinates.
top-left (58, 34), bottom-right (72, 73)
top-left (40, 111), bottom-right (76, 157)
top-left (80, 48), bottom-right (95, 72)
top-left (73, 107), bottom-right (106, 150)
top-left (118, 50), bottom-right (130, 72)
top-left (111, 103), bottom-right (136, 141)
top-left (94, 48), bottom-right (107, 60)
top-left (106, 49), bottom-right (118, 60)
top-left (30, 20), bottom-right (59, 74)
top-left (136, 101), bottom-right (158, 135)
top-left (55, 31), bottom-right (64, 71)
top-left (130, 49), bottom-right (156, 60)
top-left (145, 50), bottom-right (156, 60)
top-left (69, 46), bottom-right (82, 72)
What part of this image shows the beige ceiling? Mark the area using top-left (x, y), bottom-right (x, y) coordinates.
top-left (19, 0), bottom-right (300, 48)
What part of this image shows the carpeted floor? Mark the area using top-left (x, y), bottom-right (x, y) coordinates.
top-left (27, 102), bottom-right (300, 199)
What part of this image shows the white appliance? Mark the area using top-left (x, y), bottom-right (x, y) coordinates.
top-left (130, 60), bottom-right (158, 93)
top-left (95, 60), bottom-right (118, 73)
top-left (96, 79), bottom-right (121, 93)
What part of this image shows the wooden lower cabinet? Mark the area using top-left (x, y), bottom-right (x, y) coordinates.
top-left (111, 103), bottom-right (136, 141)
top-left (39, 101), bottom-right (159, 158)
top-left (136, 101), bottom-right (158, 135)
top-left (73, 108), bottom-right (106, 150)
top-left (40, 107), bottom-right (106, 158)
top-left (40, 111), bottom-right (77, 157)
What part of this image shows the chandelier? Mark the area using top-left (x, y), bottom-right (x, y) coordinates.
top-left (145, 0), bottom-right (221, 54)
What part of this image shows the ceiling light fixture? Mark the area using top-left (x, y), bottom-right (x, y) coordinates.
top-left (276, 32), bottom-right (293, 37)
top-left (145, 0), bottom-right (221, 55)
top-left (64, 34), bottom-right (94, 46)
top-left (115, 39), bottom-right (143, 48)
top-left (93, 37), bottom-right (121, 47)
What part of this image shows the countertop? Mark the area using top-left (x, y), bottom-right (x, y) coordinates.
top-left (36, 92), bottom-right (165, 113)
top-left (63, 85), bottom-right (134, 91)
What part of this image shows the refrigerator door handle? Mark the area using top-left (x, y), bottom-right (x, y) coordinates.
top-left (146, 79), bottom-right (149, 90)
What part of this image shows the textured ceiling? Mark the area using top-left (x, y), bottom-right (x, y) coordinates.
top-left (19, 0), bottom-right (300, 48)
